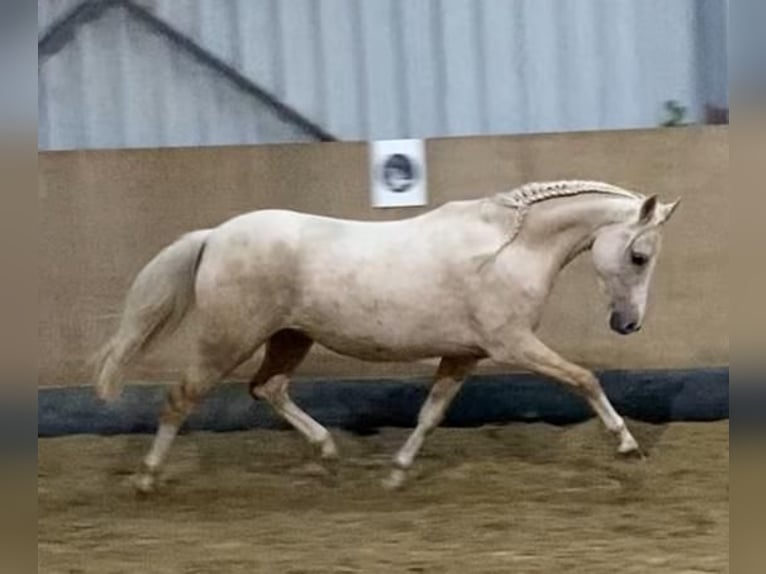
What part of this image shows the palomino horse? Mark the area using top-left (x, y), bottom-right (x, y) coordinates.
top-left (95, 180), bottom-right (680, 492)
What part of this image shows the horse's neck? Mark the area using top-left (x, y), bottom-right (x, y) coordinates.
top-left (517, 194), bottom-right (637, 275)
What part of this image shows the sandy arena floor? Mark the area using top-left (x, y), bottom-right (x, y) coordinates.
top-left (38, 420), bottom-right (728, 573)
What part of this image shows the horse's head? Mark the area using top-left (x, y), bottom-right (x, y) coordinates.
top-left (591, 195), bottom-right (681, 335)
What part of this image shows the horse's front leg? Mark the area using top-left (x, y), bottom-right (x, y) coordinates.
top-left (383, 356), bottom-right (478, 490)
top-left (490, 333), bottom-right (640, 456)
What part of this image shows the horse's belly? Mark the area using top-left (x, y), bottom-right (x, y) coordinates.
top-left (312, 331), bottom-right (479, 362)
top-left (294, 302), bottom-right (483, 361)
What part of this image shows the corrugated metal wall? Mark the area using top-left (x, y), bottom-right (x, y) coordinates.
top-left (38, 2), bottom-right (315, 149)
top-left (39, 0), bottom-right (727, 150)
top-left (38, 0), bottom-right (84, 31)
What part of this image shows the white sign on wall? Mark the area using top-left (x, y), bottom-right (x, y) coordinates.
top-left (369, 139), bottom-right (427, 208)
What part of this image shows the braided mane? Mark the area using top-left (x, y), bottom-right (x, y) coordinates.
top-left (494, 180), bottom-right (644, 244)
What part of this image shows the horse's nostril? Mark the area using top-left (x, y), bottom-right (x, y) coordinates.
top-left (625, 322), bottom-right (638, 332)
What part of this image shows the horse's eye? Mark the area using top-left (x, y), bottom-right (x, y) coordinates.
top-left (631, 252), bottom-right (649, 267)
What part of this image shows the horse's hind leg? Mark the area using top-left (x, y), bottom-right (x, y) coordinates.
top-left (134, 338), bottom-right (259, 493)
top-left (250, 329), bottom-right (338, 461)
top-left (384, 356), bottom-right (478, 490)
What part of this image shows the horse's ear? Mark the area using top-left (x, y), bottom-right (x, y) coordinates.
top-left (657, 198), bottom-right (681, 224)
top-left (637, 195), bottom-right (658, 225)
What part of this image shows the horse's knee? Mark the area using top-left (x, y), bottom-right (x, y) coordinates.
top-left (573, 370), bottom-right (601, 397)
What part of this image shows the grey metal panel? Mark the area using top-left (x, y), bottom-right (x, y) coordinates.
top-left (234, 0), bottom-right (283, 96)
top-left (39, 0), bottom-right (725, 150)
top-left (696, 0), bottom-right (729, 108)
top-left (399, 0), bottom-right (445, 138)
top-left (318, 0), bottom-right (365, 140)
top-left (197, 0), bottom-right (236, 65)
top-left (440, 0), bottom-right (484, 136)
top-left (38, 0), bottom-right (85, 36)
top-left (556, 0), bottom-right (601, 132)
top-left (40, 14), bottom-right (88, 149)
top-left (599, 0), bottom-right (641, 129)
top-left (522, 0), bottom-right (563, 133)
top-left (358, 0), bottom-right (405, 140)
top-left (78, 12), bottom-right (128, 148)
top-left (277, 0), bottom-right (325, 127)
top-left (155, 32), bottom-right (200, 146)
top-left (480, 0), bottom-right (526, 135)
top-left (145, 0), bottom-right (717, 136)
top-left (635, 0), bottom-right (700, 124)
top-left (39, 3), bottom-right (312, 150)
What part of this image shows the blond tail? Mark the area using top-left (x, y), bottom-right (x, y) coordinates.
top-left (93, 229), bottom-right (209, 401)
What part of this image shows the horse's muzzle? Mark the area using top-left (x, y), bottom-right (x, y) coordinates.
top-left (609, 311), bottom-right (641, 335)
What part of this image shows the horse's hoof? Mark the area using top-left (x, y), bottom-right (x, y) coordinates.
top-left (319, 439), bottom-right (339, 461)
top-left (617, 432), bottom-right (641, 454)
top-left (382, 468), bottom-right (407, 491)
top-left (617, 443), bottom-right (646, 460)
top-left (132, 472), bottom-right (158, 495)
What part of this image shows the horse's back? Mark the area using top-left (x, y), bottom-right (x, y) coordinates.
top-left (192, 201), bottom-right (503, 360)
top-left (196, 200), bottom-right (498, 300)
